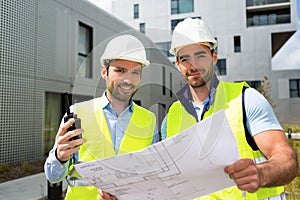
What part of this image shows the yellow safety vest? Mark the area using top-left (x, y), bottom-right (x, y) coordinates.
top-left (65, 98), bottom-right (156, 199)
top-left (166, 82), bottom-right (284, 200)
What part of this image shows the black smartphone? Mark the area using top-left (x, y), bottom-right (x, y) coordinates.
top-left (63, 93), bottom-right (82, 141)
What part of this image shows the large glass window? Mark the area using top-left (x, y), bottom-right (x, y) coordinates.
top-left (134, 4), bottom-right (139, 19)
top-left (246, 7), bottom-right (291, 27)
top-left (171, 0), bottom-right (194, 14)
top-left (289, 79), bottom-right (300, 98)
top-left (78, 22), bottom-right (93, 78)
top-left (44, 92), bottom-right (62, 155)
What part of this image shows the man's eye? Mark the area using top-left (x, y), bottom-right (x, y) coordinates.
top-left (115, 68), bottom-right (125, 73)
top-left (196, 55), bottom-right (205, 58)
top-left (132, 70), bottom-right (141, 75)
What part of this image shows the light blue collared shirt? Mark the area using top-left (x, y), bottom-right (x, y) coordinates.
top-left (44, 92), bottom-right (159, 183)
top-left (161, 88), bottom-right (282, 140)
top-left (101, 92), bottom-right (159, 153)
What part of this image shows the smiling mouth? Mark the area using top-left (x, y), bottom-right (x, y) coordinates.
top-left (188, 72), bottom-right (201, 76)
top-left (187, 69), bottom-right (205, 76)
top-left (119, 84), bottom-right (134, 91)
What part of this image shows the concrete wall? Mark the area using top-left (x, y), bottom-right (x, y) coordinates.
top-left (0, 0), bottom-right (174, 164)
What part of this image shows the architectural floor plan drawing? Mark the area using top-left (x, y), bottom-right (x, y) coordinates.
top-left (74, 110), bottom-right (240, 200)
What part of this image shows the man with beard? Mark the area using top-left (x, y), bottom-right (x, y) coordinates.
top-left (161, 18), bottom-right (298, 199)
top-left (44, 34), bottom-right (158, 200)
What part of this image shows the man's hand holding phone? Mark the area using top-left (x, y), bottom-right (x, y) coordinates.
top-left (55, 118), bottom-right (85, 163)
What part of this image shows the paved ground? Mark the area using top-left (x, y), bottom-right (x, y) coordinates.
top-left (0, 173), bottom-right (67, 200)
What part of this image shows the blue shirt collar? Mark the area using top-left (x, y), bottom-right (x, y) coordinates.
top-left (175, 74), bottom-right (219, 121)
top-left (100, 91), bottom-right (134, 112)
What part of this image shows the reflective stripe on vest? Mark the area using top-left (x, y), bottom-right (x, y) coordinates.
top-left (65, 98), bottom-right (156, 200)
top-left (167, 82), bottom-right (284, 199)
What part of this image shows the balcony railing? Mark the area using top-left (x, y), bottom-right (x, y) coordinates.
top-left (247, 13), bottom-right (290, 26)
top-left (246, 0), bottom-right (290, 7)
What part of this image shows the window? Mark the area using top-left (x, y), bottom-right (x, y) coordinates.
top-left (234, 36), bottom-right (241, 53)
top-left (289, 79), bottom-right (300, 98)
top-left (43, 92), bottom-right (92, 155)
top-left (171, 18), bottom-right (184, 31)
top-left (134, 4), bottom-right (139, 19)
top-left (216, 59), bottom-right (226, 75)
top-left (156, 42), bottom-right (172, 57)
top-left (171, 0), bottom-right (194, 14)
top-left (246, 7), bottom-right (291, 27)
top-left (78, 22), bottom-right (93, 78)
top-left (171, 17), bottom-right (201, 31)
top-left (247, 80), bottom-right (261, 90)
top-left (170, 72), bottom-right (173, 97)
top-left (271, 31), bottom-right (294, 56)
top-left (162, 67), bottom-right (166, 95)
top-left (139, 23), bottom-right (145, 34)
top-left (235, 80), bottom-right (261, 90)
top-left (259, 14), bottom-right (268, 25)
top-left (44, 92), bottom-right (63, 155)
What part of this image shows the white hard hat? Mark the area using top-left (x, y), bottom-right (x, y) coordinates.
top-left (101, 34), bottom-right (150, 67)
top-left (169, 18), bottom-right (217, 56)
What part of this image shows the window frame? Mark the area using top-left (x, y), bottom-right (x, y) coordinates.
top-left (139, 22), bottom-right (145, 34)
top-left (134, 4), bottom-right (139, 19)
top-left (289, 79), bottom-right (300, 98)
top-left (78, 21), bottom-right (93, 78)
top-left (171, 0), bottom-right (194, 14)
top-left (234, 35), bottom-right (241, 53)
top-left (216, 59), bottom-right (227, 76)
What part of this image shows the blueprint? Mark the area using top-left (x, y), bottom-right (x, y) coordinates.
top-left (74, 110), bottom-right (240, 199)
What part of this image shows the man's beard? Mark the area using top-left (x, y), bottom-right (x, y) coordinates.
top-left (187, 68), bottom-right (213, 89)
top-left (110, 83), bottom-right (138, 102)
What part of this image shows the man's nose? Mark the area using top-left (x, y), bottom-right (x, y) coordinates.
top-left (186, 59), bottom-right (197, 69)
top-left (122, 72), bottom-right (133, 83)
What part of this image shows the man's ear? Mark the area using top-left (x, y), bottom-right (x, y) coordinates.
top-left (213, 51), bottom-right (218, 65)
top-left (175, 60), bottom-right (181, 72)
top-left (101, 66), bottom-right (107, 80)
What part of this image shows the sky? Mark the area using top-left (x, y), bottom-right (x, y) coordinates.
top-left (86, 0), bottom-right (112, 12)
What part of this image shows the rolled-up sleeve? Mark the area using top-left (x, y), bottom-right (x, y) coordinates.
top-left (44, 148), bottom-right (69, 183)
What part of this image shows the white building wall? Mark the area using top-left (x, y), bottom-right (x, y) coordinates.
top-left (111, 0), bottom-right (300, 123)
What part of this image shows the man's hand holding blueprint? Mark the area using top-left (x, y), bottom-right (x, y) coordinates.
top-left (74, 110), bottom-right (240, 200)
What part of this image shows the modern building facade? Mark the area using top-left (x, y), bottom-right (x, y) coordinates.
top-left (0, 0), bottom-right (176, 164)
top-left (110, 0), bottom-right (300, 124)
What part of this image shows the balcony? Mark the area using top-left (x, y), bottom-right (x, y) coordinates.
top-left (246, 0), bottom-right (290, 7)
top-left (247, 13), bottom-right (291, 26)
top-left (246, 0), bottom-right (291, 27)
